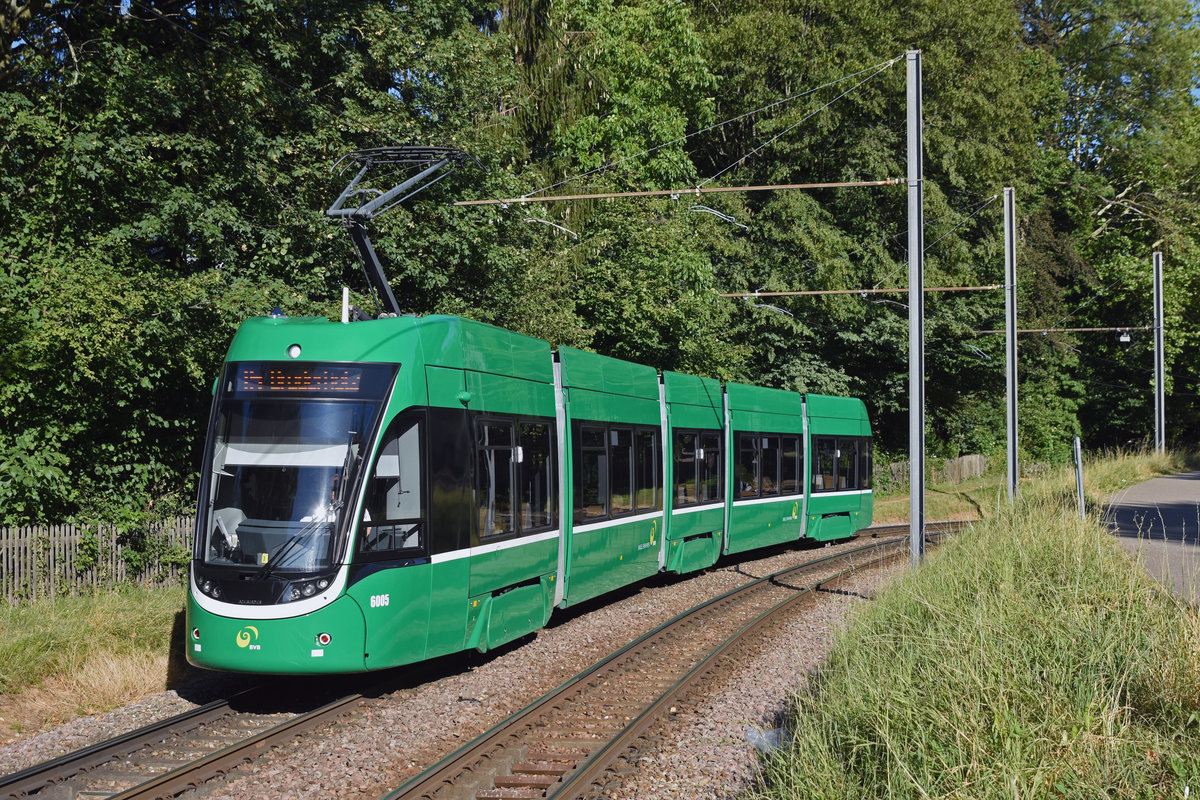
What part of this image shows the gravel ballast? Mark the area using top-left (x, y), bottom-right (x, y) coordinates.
top-left (0, 536), bottom-right (906, 799)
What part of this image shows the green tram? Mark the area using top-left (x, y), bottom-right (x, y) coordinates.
top-left (186, 313), bottom-right (873, 674)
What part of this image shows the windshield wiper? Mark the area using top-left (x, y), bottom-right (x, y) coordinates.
top-left (256, 515), bottom-right (331, 580)
top-left (257, 430), bottom-right (359, 582)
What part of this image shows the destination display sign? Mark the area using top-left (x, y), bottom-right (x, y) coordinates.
top-left (237, 364), bottom-right (364, 393)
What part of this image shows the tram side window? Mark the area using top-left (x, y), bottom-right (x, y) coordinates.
top-left (576, 425), bottom-right (608, 522)
top-left (635, 430), bottom-right (658, 511)
top-left (813, 437), bottom-right (836, 492)
top-left (699, 431), bottom-right (723, 503)
top-left (737, 434), bottom-right (761, 498)
top-left (761, 436), bottom-right (781, 496)
top-left (610, 428), bottom-right (634, 515)
top-left (858, 438), bottom-right (873, 489)
top-left (518, 422), bottom-right (556, 531)
top-left (360, 415), bottom-right (424, 554)
top-left (574, 423), bottom-right (661, 522)
top-left (675, 430), bottom-right (723, 506)
top-left (477, 421), bottom-right (515, 539)
top-left (428, 408), bottom-right (472, 554)
top-left (674, 432), bottom-right (698, 505)
top-left (781, 436), bottom-right (801, 494)
top-left (837, 438), bottom-right (858, 489)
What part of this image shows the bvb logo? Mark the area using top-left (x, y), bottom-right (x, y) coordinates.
top-left (792, 501), bottom-right (799, 519)
top-left (236, 626), bottom-right (259, 648)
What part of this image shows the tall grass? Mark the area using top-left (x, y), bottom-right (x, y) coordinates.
top-left (754, 497), bottom-right (1200, 798)
top-left (1068, 447), bottom-right (1198, 510)
top-left (0, 587), bottom-right (190, 733)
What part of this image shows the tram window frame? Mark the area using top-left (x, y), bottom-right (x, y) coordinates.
top-left (781, 435), bottom-right (801, 494)
top-left (610, 428), bottom-right (634, 516)
top-left (673, 431), bottom-right (699, 506)
top-left (476, 419), bottom-right (516, 540)
top-left (836, 437), bottom-right (858, 490)
top-left (358, 412), bottom-right (426, 559)
top-left (635, 430), bottom-right (658, 511)
top-left (573, 421), bottom-right (662, 524)
top-left (811, 436), bottom-right (872, 493)
top-left (813, 437), bottom-right (836, 492)
top-left (475, 415), bottom-right (559, 543)
top-left (518, 420), bottom-right (557, 532)
top-left (673, 428), bottom-right (724, 507)
top-left (858, 438), bottom-right (873, 490)
top-left (734, 431), bottom-right (803, 501)
top-left (427, 407), bottom-right (472, 555)
top-left (576, 424), bottom-right (609, 522)
top-left (760, 435), bottom-right (781, 496)
top-left (736, 433), bottom-right (761, 498)
top-left (699, 431), bottom-right (723, 503)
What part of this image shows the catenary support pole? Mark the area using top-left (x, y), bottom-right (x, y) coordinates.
top-left (1153, 252), bottom-right (1165, 454)
top-left (1004, 187), bottom-right (1018, 501)
top-left (908, 50), bottom-right (925, 566)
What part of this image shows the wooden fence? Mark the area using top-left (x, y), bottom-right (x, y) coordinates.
top-left (0, 517), bottom-right (194, 604)
top-left (881, 453), bottom-right (993, 490)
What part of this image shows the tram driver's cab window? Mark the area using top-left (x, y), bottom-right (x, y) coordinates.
top-left (360, 414), bottom-right (424, 554)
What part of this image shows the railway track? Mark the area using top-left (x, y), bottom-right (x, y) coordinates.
top-left (0, 686), bottom-right (364, 800)
top-left (384, 525), bottom-right (952, 800)
top-left (2, 523), bottom-right (953, 800)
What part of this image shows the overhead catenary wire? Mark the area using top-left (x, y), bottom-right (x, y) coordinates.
top-left (871, 193), bottom-right (1000, 289)
top-left (1066, 345), bottom-right (1154, 375)
top-left (973, 325), bottom-right (1153, 334)
top-left (922, 194), bottom-right (1000, 254)
top-left (518, 54), bottom-right (905, 200)
top-left (1049, 276), bottom-right (1129, 330)
top-left (454, 178), bottom-right (901, 207)
top-left (701, 55), bottom-right (902, 188)
top-left (719, 284), bottom-right (1001, 298)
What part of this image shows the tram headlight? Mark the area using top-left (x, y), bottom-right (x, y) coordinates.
top-left (281, 577), bottom-right (332, 602)
top-left (198, 579), bottom-right (222, 600)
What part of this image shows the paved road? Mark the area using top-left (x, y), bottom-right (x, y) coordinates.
top-left (1105, 469), bottom-right (1200, 605)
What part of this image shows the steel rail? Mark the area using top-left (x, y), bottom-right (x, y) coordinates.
top-left (384, 530), bottom-right (938, 800)
top-left (557, 523), bottom-right (958, 797)
top-left (0, 693), bottom-right (249, 799)
top-left (4, 523), bottom-right (952, 800)
top-left (0, 686), bottom-right (366, 800)
top-left (104, 692), bottom-right (365, 800)
top-left (551, 539), bottom-right (912, 798)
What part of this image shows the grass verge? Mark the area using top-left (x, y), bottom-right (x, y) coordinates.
top-left (753, 496), bottom-right (1200, 798)
top-left (0, 587), bottom-right (192, 740)
top-left (872, 447), bottom-right (1200, 524)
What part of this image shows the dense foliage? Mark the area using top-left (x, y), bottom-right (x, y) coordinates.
top-left (1, 0), bottom-right (1197, 524)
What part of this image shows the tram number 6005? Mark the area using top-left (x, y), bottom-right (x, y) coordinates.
top-left (370, 594), bottom-right (390, 608)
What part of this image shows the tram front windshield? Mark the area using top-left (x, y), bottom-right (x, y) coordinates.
top-left (200, 362), bottom-right (395, 574)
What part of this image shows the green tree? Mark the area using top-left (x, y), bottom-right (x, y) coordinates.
top-left (0, 0), bottom-right (519, 524)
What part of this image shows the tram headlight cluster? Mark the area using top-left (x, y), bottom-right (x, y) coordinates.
top-left (198, 579), bottom-right (223, 600)
top-left (282, 576), bottom-right (331, 603)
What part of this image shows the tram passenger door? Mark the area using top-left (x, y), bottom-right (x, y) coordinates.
top-left (352, 413), bottom-right (433, 667)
